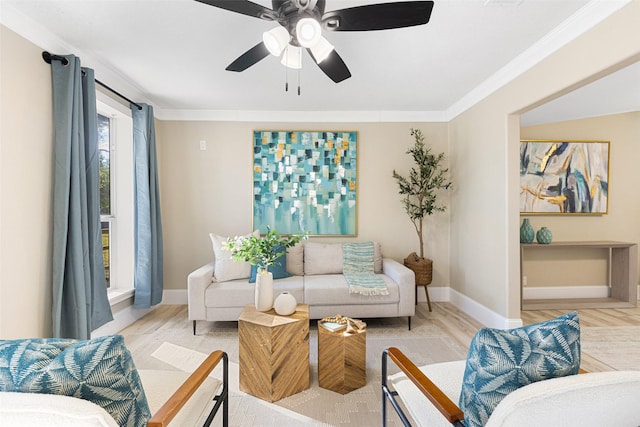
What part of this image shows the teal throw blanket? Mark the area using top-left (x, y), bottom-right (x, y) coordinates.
top-left (343, 242), bottom-right (389, 296)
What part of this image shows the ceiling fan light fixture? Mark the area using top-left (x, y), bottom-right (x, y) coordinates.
top-left (281, 44), bottom-right (302, 69)
top-left (263, 26), bottom-right (289, 56)
top-left (296, 17), bottom-right (321, 48)
top-left (309, 36), bottom-right (334, 63)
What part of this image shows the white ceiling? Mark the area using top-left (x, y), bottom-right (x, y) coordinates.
top-left (1, 0), bottom-right (638, 122)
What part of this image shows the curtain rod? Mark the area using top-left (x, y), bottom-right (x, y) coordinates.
top-left (42, 51), bottom-right (143, 111)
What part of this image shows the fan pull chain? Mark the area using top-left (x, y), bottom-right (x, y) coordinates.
top-left (298, 47), bottom-right (301, 96)
top-left (285, 52), bottom-right (289, 92)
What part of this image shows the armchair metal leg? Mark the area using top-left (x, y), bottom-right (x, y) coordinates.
top-left (202, 352), bottom-right (229, 427)
top-left (408, 316), bottom-right (412, 331)
top-left (193, 320), bottom-right (196, 335)
top-left (382, 349), bottom-right (412, 427)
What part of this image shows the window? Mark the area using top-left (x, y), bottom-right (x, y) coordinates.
top-left (98, 114), bottom-right (112, 287)
top-left (97, 93), bottom-right (134, 304)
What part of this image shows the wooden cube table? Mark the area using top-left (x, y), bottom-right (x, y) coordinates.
top-left (318, 320), bottom-right (366, 394)
top-left (238, 304), bottom-right (310, 402)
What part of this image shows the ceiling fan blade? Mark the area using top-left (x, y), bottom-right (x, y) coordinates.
top-left (226, 42), bottom-right (270, 72)
top-left (308, 49), bottom-right (351, 83)
top-left (195, 0), bottom-right (276, 20)
top-left (321, 1), bottom-right (434, 31)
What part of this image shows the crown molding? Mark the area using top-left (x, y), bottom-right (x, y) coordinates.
top-left (444, 0), bottom-right (632, 122)
top-left (153, 108), bottom-right (449, 122)
top-left (2, 0), bottom-right (630, 123)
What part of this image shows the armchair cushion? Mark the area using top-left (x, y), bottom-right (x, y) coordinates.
top-left (0, 392), bottom-right (119, 426)
top-left (0, 335), bottom-right (151, 427)
top-left (458, 311), bottom-right (581, 427)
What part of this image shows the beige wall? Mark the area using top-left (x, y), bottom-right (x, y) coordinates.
top-left (521, 112), bottom-right (640, 287)
top-left (156, 121), bottom-right (451, 291)
top-left (0, 26), bottom-right (54, 338)
top-left (449, 1), bottom-right (640, 322)
top-left (2, 1), bottom-right (639, 337)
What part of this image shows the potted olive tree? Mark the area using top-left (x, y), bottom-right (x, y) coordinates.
top-left (392, 128), bottom-right (451, 310)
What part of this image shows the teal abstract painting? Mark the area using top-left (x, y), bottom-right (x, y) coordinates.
top-left (253, 131), bottom-right (357, 235)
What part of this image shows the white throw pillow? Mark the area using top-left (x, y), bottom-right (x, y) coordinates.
top-left (209, 230), bottom-right (258, 282)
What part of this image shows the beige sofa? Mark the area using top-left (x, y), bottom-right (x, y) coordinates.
top-left (188, 241), bottom-right (416, 333)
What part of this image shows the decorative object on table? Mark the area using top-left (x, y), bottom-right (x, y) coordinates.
top-left (318, 315), bottom-right (367, 394)
top-left (273, 291), bottom-right (297, 316)
top-left (520, 218), bottom-right (535, 243)
top-left (520, 140), bottom-right (610, 214)
top-left (252, 130), bottom-right (358, 236)
top-left (223, 228), bottom-right (307, 312)
top-left (319, 314), bottom-right (367, 334)
top-left (254, 273), bottom-right (274, 312)
top-left (393, 128), bottom-right (452, 311)
top-left (536, 226), bottom-right (553, 244)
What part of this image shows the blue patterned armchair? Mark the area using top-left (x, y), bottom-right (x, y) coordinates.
top-left (382, 312), bottom-right (640, 426)
top-left (0, 335), bottom-right (228, 427)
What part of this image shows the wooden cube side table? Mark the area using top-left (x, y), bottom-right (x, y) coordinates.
top-left (318, 320), bottom-right (366, 394)
top-left (238, 304), bottom-right (310, 402)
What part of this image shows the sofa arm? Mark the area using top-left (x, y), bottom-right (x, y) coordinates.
top-left (187, 262), bottom-right (214, 321)
top-left (382, 258), bottom-right (415, 317)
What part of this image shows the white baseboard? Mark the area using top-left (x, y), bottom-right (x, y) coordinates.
top-left (522, 285), bottom-right (609, 300)
top-left (91, 289), bottom-right (187, 337)
top-left (416, 285), bottom-right (448, 303)
top-left (91, 304), bottom-right (155, 338)
top-left (97, 286), bottom-right (552, 336)
top-left (448, 288), bottom-right (523, 329)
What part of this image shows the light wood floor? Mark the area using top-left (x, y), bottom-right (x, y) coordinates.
top-left (415, 303), bottom-right (640, 372)
top-left (123, 302), bottom-right (640, 373)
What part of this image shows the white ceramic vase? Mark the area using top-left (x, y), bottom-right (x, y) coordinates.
top-left (274, 291), bottom-right (297, 316)
top-left (255, 271), bottom-right (274, 312)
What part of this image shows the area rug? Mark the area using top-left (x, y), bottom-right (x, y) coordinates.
top-left (131, 315), bottom-right (467, 427)
top-left (580, 326), bottom-right (640, 371)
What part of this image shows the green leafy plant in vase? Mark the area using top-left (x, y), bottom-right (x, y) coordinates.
top-left (392, 128), bottom-right (452, 309)
top-left (223, 228), bottom-right (308, 311)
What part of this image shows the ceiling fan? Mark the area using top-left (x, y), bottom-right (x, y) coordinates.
top-left (195, 0), bottom-right (434, 83)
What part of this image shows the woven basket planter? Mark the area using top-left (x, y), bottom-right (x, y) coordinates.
top-left (404, 252), bottom-right (433, 286)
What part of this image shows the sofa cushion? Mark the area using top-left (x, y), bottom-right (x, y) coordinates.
top-left (210, 230), bottom-right (258, 282)
top-left (249, 244), bottom-right (291, 283)
top-left (286, 242), bottom-right (304, 276)
top-left (0, 335), bottom-right (151, 427)
top-left (303, 242), bottom-right (381, 275)
top-left (304, 274), bottom-right (399, 306)
top-left (304, 242), bottom-right (343, 275)
top-left (458, 311), bottom-right (581, 427)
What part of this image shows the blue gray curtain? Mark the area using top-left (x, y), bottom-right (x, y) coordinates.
top-left (51, 55), bottom-right (113, 339)
top-left (132, 104), bottom-right (163, 307)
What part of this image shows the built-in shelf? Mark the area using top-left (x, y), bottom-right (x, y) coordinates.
top-left (520, 241), bottom-right (638, 311)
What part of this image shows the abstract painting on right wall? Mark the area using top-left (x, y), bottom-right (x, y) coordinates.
top-left (520, 140), bottom-right (609, 214)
